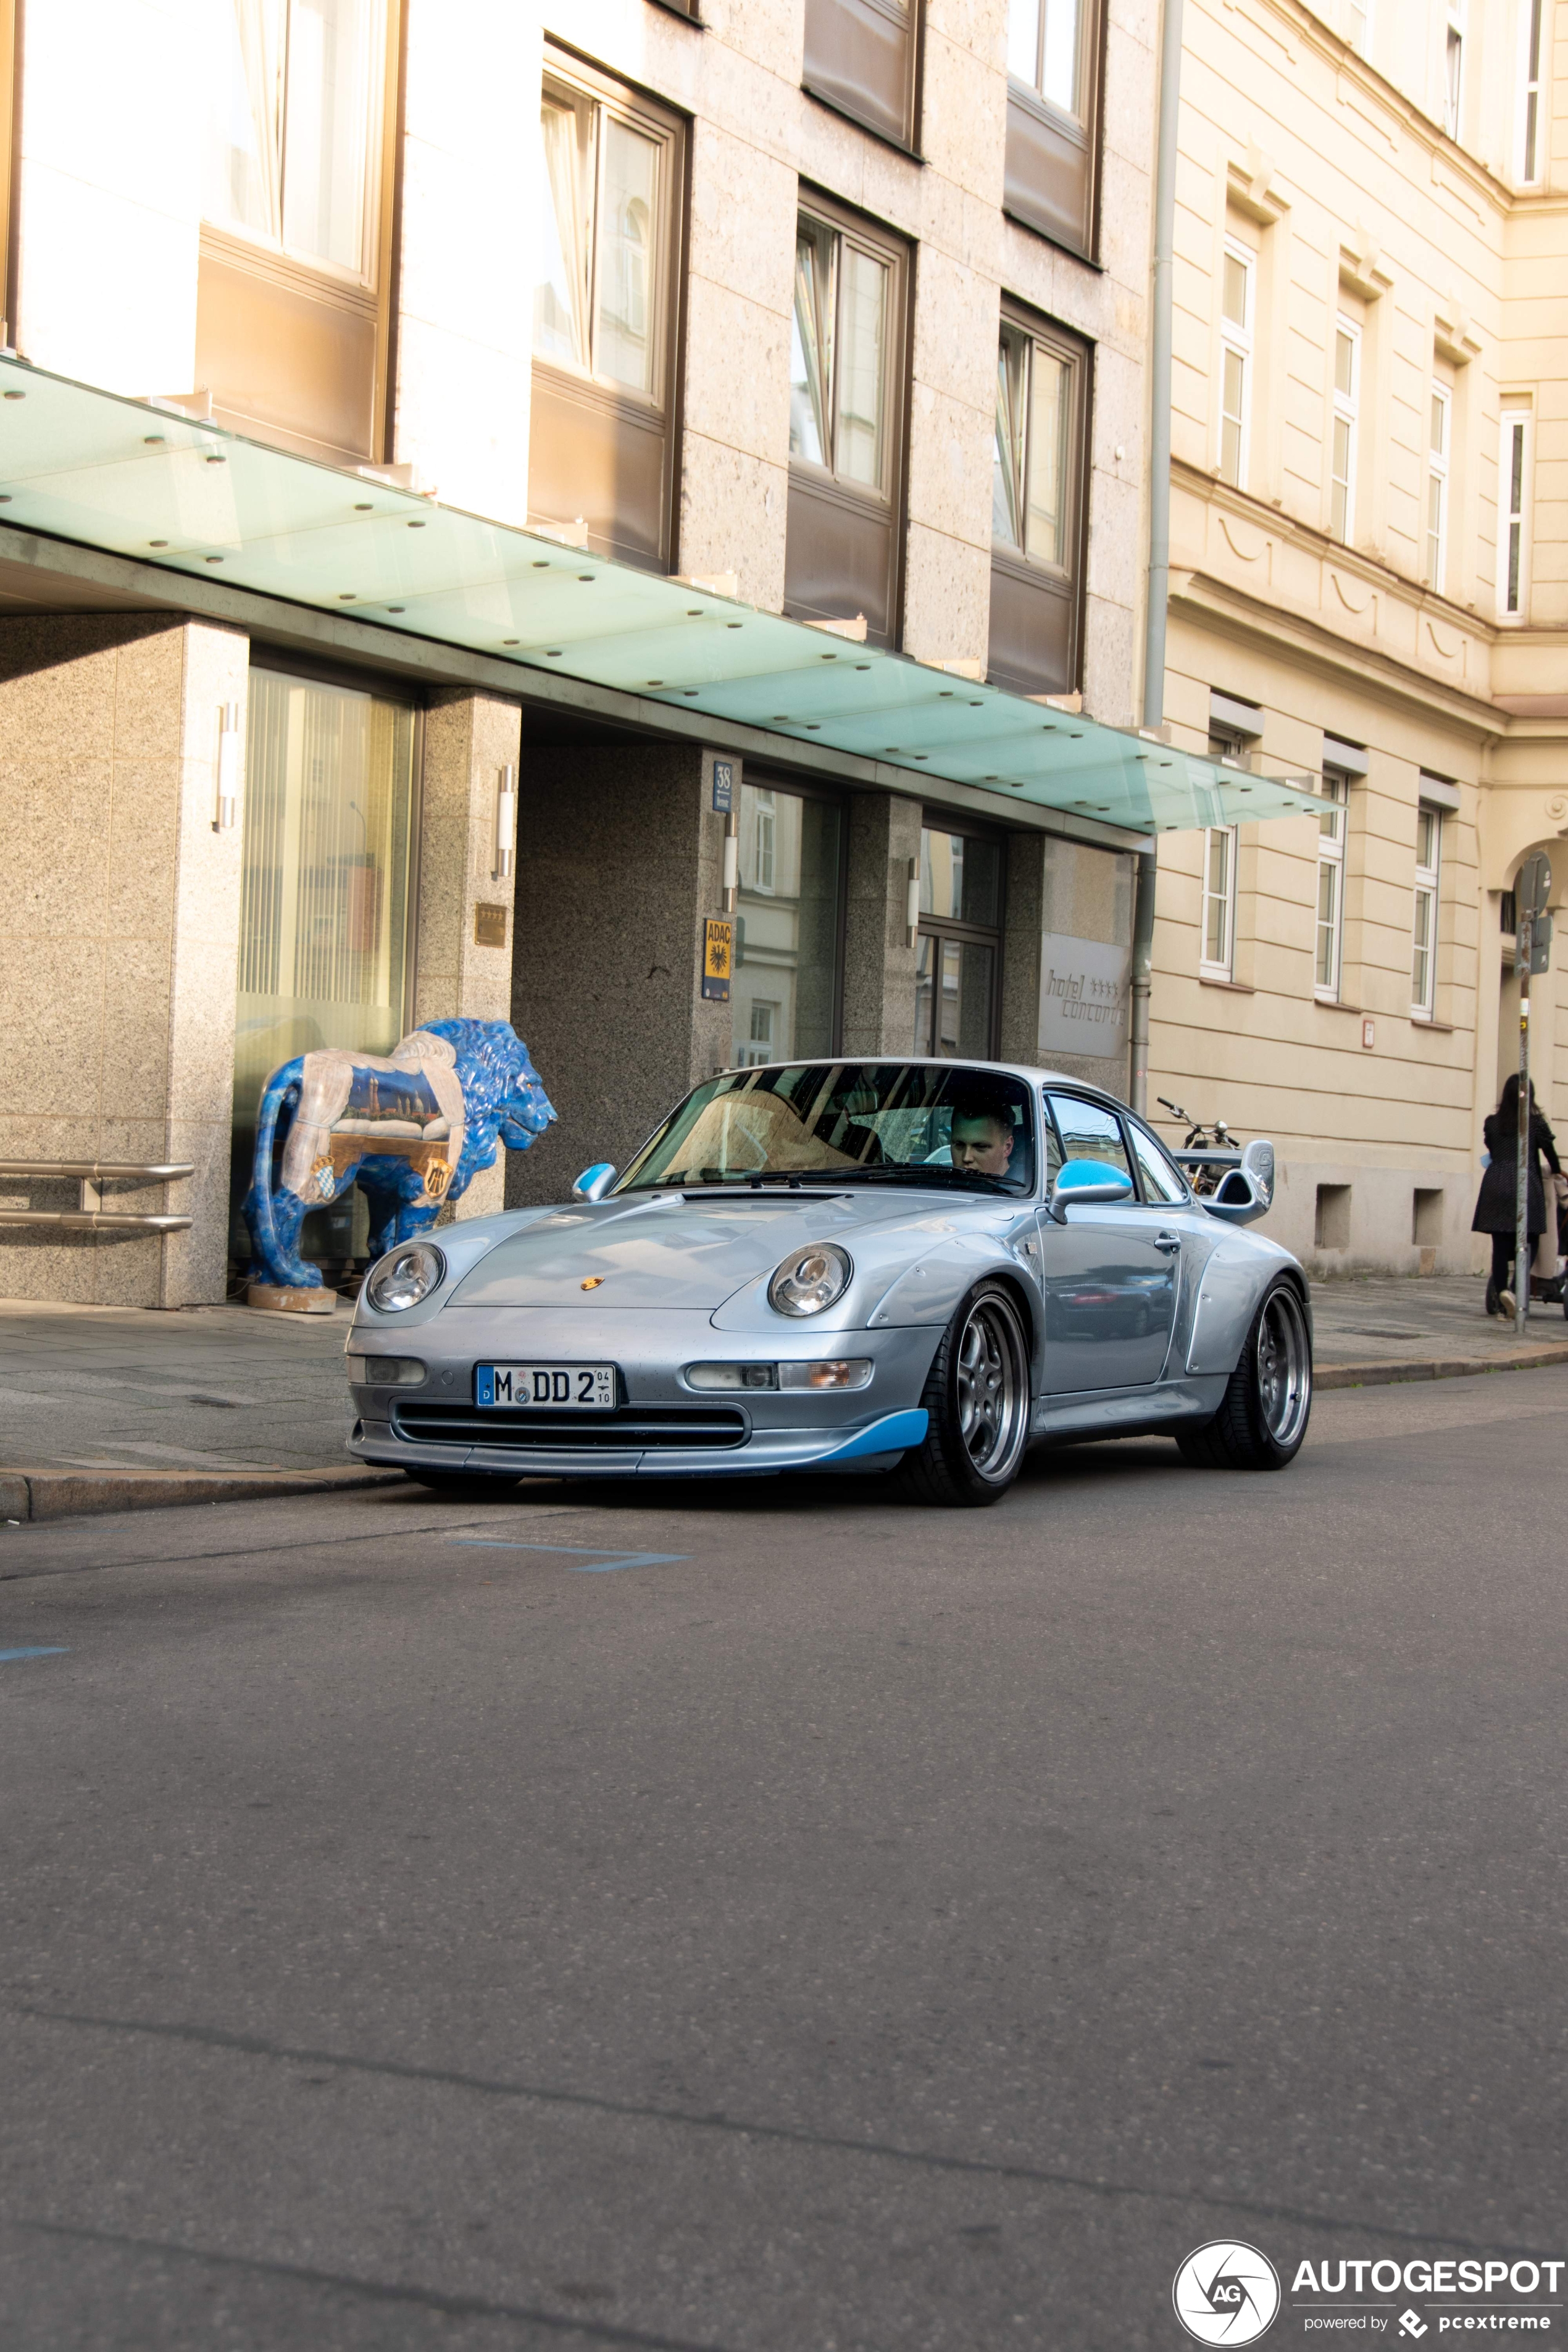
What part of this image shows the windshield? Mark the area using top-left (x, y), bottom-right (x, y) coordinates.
top-left (619, 1063), bottom-right (1037, 1195)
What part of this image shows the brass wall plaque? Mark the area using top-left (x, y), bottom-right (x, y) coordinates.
top-left (473, 902), bottom-right (508, 948)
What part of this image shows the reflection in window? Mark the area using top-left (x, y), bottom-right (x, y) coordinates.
top-left (994, 327), bottom-right (1069, 567)
top-left (1046, 1093), bottom-right (1130, 1179)
top-left (533, 89), bottom-right (662, 398)
top-left (207, 0), bottom-right (382, 276)
top-left (731, 785), bottom-right (843, 1070)
top-left (1006, 0), bottom-right (1080, 112)
top-left (791, 214), bottom-right (889, 495)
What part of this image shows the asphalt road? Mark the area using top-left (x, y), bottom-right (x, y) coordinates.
top-left (3, 1368), bottom-right (1567, 2351)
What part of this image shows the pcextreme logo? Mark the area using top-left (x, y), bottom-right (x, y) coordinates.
top-left (1174, 2243), bottom-right (1283, 2345)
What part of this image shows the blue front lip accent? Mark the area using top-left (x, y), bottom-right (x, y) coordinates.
top-left (815, 1409), bottom-right (928, 1463)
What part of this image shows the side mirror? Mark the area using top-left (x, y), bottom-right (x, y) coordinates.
top-left (1047, 1157), bottom-right (1136, 1224)
top-left (1205, 1138), bottom-right (1275, 1227)
top-left (572, 1162), bottom-right (617, 1203)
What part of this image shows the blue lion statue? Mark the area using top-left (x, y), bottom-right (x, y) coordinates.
top-left (243, 1019), bottom-right (556, 1293)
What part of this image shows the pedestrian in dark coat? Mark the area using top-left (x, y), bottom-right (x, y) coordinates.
top-left (1472, 1073), bottom-right (1560, 1315)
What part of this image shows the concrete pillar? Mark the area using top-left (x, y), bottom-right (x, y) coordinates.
top-left (412, 691), bottom-right (525, 1220)
top-left (506, 741), bottom-right (728, 1207)
top-left (0, 614), bottom-right (248, 1307)
top-left (999, 831), bottom-right (1046, 1065)
top-left (841, 790), bottom-right (922, 1057)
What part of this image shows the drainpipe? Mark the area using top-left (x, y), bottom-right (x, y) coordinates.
top-left (1130, 0), bottom-right (1183, 1114)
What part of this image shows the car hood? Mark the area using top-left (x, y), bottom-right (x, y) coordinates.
top-left (446, 1188), bottom-right (991, 1311)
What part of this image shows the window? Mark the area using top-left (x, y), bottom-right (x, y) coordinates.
top-left (915, 827), bottom-right (1003, 1058)
top-left (785, 198), bottom-right (909, 645)
top-left (199, 0), bottom-right (396, 464)
top-left (1500, 409), bottom-right (1531, 619)
top-left (1219, 241), bottom-right (1253, 488)
top-left (1201, 825), bottom-right (1237, 980)
top-left (1411, 805), bottom-right (1441, 1017)
top-left (988, 308), bottom-right (1090, 695)
top-left (1127, 1119), bottom-right (1190, 1205)
top-left (802, 0), bottom-right (918, 150)
top-left (1330, 317), bottom-right (1359, 543)
top-left (1316, 769), bottom-right (1349, 1000)
top-left (731, 782), bottom-right (844, 1072)
top-left (1348, 0), bottom-right (1373, 57)
top-left (1427, 382), bottom-right (1451, 589)
top-left (1445, 0), bottom-right (1464, 140)
top-left (529, 59), bottom-right (684, 572)
top-left (1518, 0), bottom-right (1545, 181)
top-left (1003, 0), bottom-right (1104, 259)
top-left (1046, 1093), bottom-right (1132, 1183)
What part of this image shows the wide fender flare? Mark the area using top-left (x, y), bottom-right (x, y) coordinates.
top-left (1186, 1245), bottom-right (1299, 1377)
top-left (865, 1232), bottom-right (1033, 1334)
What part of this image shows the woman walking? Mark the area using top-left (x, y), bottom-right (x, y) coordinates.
top-left (1473, 1073), bottom-right (1560, 1316)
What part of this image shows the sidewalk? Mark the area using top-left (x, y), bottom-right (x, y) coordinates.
top-left (2, 1272), bottom-right (1566, 1524)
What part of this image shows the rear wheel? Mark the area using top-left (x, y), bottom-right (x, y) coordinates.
top-left (403, 1469), bottom-right (522, 1498)
top-left (1177, 1278), bottom-right (1312, 1470)
top-left (899, 1282), bottom-right (1032, 1507)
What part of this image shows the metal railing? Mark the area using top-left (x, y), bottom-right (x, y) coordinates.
top-left (0, 1160), bottom-right (195, 1233)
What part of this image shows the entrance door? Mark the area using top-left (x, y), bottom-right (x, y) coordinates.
top-left (1038, 1093), bottom-right (1178, 1391)
top-left (231, 666), bottom-right (419, 1264)
top-left (914, 824), bottom-right (1003, 1057)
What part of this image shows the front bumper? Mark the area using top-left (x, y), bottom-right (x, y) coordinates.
top-left (345, 1309), bottom-right (938, 1478)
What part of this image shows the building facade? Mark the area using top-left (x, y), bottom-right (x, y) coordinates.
top-left (1150, 0), bottom-right (1568, 1276)
top-left (0, 0), bottom-right (1195, 1306)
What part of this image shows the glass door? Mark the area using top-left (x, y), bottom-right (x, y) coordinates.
top-left (914, 825), bottom-right (1003, 1057)
top-left (231, 665), bottom-right (419, 1271)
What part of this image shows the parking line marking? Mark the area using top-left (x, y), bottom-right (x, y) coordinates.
top-left (0, 1648), bottom-right (69, 1664)
top-left (447, 1541), bottom-right (688, 1575)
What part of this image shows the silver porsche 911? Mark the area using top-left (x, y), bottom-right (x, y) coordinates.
top-left (344, 1058), bottom-right (1312, 1508)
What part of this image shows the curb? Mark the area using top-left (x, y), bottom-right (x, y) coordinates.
top-left (1317, 1343), bottom-right (1568, 1390)
top-left (0, 1466), bottom-right (404, 1527)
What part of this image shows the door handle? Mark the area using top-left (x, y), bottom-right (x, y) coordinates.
top-left (1154, 1232), bottom-right (1182, 1253)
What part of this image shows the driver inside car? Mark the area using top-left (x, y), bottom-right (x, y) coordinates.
top-left (946, 1097), bottom-right (1017, 1180)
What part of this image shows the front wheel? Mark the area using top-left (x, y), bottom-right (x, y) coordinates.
top-left (1178, 1278), bottom-right (1312, 1470)
top-left (899, 1282), bottom-right (1032, 1507)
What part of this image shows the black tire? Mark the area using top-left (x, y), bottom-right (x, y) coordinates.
top-left (899, 1281), bottom-right (1032, 1507)
top-left (402, 1469), bottom-right (522, 1498)
top-left (1177, 1277), bottom-right (1312, 1470)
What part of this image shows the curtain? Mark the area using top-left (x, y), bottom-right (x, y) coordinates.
top-left (535, 98), bottom-right (589, 369)
top-left (790, 225), bottom-right (833, 466)
top-left (233, 0), bottom-right (285, 238)
top-left (993, 334), bottom-right (1025, 547)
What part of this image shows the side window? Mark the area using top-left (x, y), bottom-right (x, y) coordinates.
top-left (1046, 1092), bottom-right (1130, 1182)
top-left (1127, 1120), bottom-right (1190, 1206)
top-left (1040, 1095), bottom-right (1064, 1187)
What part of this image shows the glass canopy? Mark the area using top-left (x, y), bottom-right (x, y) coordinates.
top-left (0, 356), bottom-right (1317, 834)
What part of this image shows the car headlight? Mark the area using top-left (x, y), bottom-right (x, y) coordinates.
top-left (365, 1241), bottom-right (446, 1314)
top-left (767, 1242), bottom-right (851, 1318)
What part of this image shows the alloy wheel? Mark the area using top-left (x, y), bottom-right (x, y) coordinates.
top-left (1255, 1285), bottom-right (1311, 1449)
top-left (954, 1293), bottom-right (1029, 1482)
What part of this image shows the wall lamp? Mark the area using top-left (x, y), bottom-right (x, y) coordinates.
top-left (214, 702), bottom-right (241, 830)
top-left (494, 764), bottom-right (517, 880)
top-left (905, 856), bottom-right (920, 947)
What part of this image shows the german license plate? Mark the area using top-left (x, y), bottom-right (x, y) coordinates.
top-left (476, 1364), bottom-right (616, 1410)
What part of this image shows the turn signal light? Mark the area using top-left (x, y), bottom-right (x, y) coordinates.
top-left (346, 1354), bottom-right (428, 1387)
top-left (780, 1360), bottom-right (872, 1390)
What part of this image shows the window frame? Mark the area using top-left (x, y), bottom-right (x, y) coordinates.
top-left (1330, 314), bottom-right (1360, 545)
top-left (1219, 238), bottom-right (1254, 490)
top-left (1444, 0), bottom-right (1465, 141)
top-left (1123, 1111), bottom-right (1194, 1207)
top-left (1499, 407), bottom-right (1532, 620)
top-left (1426, 380), bottom-right (1451, 591)
top-left (914, 815), bottom-right (1006, 1062)
top-left (1517, 0), bottom-right (1545, 182)
top-left (783, 188), bottom-right (911, 645)
top-left (987, 299), bottom-right (1092, 696)
top-left (1201, 822), bottom-right (1238, 982)
top-left (1411, 804), bottom-right (1442, 1020)
top-left (1315, 767), bottom-right (1349, 1003)
top-left (1002, 0), bottom-right (1106, 261)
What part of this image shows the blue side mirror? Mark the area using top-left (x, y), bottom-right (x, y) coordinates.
top-left (1047, 1156), bottom-right (1135, 1224)
top-left (572, 1162), bottom-right (617, 1203)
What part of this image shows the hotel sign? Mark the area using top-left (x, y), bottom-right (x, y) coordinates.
top-left (1038, 934), bottom-right (1130, 1057)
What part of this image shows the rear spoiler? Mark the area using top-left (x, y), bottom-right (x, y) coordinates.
top-left (1172, 1139), bottom-right (1276, 1227)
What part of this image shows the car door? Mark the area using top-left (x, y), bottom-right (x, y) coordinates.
top-left (1038, 1093), bottom-right (1180, 1392)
